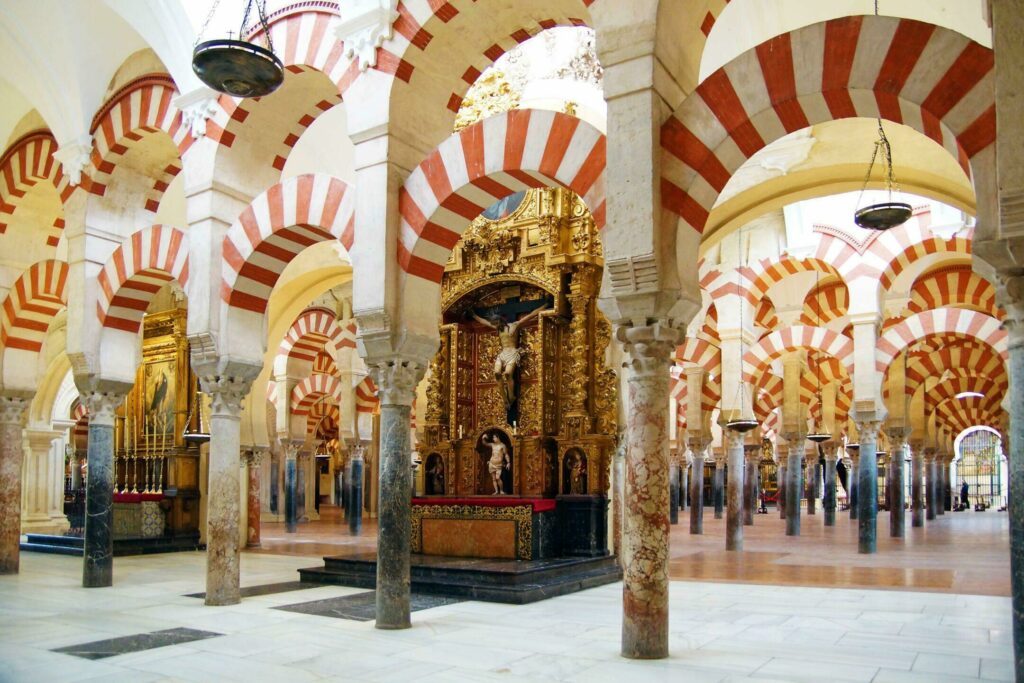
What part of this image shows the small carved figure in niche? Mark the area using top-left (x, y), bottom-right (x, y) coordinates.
top-left (482, 431), bottom-right (511, 494)
top-left (471, 304), bottom-right (549, 410)
top-left (563, 449), bottom-right (588, 494)
top-left (426, 454), bottom-right (445, 495)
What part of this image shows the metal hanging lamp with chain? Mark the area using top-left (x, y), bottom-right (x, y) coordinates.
top-left (807, 269), bottom-right (832, 444)
top-left (853, 1), bottom-right (912, 231)
top-left (192, 0), bottom-right (284, 98)
top-left (726, 229), bottom-right (759, 434)
top-left (183, 390), bottom-right (211, 444)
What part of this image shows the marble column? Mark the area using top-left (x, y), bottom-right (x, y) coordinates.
top-left (806, 456), bottom-right (817, 516)
top-left (679, 459), bottom-right (688, 512)
top-left (669, 461), bottom-right (679, 525)
top-left (611, 437), bottom-right (625, 562)
top-left (888, 436), bottom-right (907, 538)
top-left (618, 323), bottom-right (678, 659)
top-left (245, 450), bottom-right (263, 548)
top-left (713, 457), bottom-right (724, 520)
top-left (744, 446), bottom-right (757, 525)
top-left (81, 391), bottom-right (125, 587)
top-left (269, 449), bottom-right (280, 515)
top-left (202, 376), bottom-right (253, 606)
top-left (725, 430), bottom-right (744, 551)
top-left (0, 396), bottom-right (29, 574)
top-left (689, 448), bottom-right (704, 535)
top-left (856, 421), bottom-right (881, 554)
top-left (296, 453), bottom-right (307, 522)
top-left (926, 451), bottom-right (937, 521)
top-left (849, 453), bottom-right (860, 520)
top-left (938, 457), bottom-right (948, 515)
top-left (778, 462), bottom-right (786, 519)
top-left (823, 444), bottom-right (838, 527)
top-left (349, 445), bottom-right (364, 535)
top-left (911, 447), bottom-right (925, 527)
top-left (371, 359), bottom-right (424, 631)
top-left (784, 440), bottom-right (803, 536)
top-left (284, 444), bottom-right (298, 533)
top-left (1000, 299), bottom-right (1024, 682)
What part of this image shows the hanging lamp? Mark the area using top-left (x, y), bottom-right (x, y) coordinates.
top-left (726, 229), bottom-right (759, 434)
top-left (192, 0), bottom-right (284, 98)
top-left (853, 3), bottom-right (911, 230)
top-left (183, 390), bottom-right (211, 444)
top-left (807, 269), bottom-right (832, 444)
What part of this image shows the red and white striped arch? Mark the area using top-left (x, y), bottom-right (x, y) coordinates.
top-left (307, 399), bottom-right (341, 438)
top-left (221, 173), bottom-right (354, 314)
top-left (743, 255), bottom-right (844, 307)
top-left (753, 373), bottom-right (783, 424)
top-left (907, 264), bottom-right (998, 317)
top-left (675, 337), bottom-right (721, 374)
top-left (925, 376), bottom-right (1002, 416)
top-left (398, 109), bottom-right (605, 283)
top-left (741, 325), bottom-right (854, 385)
top-left (904, 343), bottom-right (1007, 398)
top-left (877, 235), bottom-right (973, 292)
top-left (87, 75), bottom-right (192, 198)
top-left (0, 131), bottom-right (73, 246)
top-left (95, 225), bottom-right (189, 333)
top-left (802, 280), bottom-right (849, 326)
top-left (291, 373), bottom-right (342, 418)
top-left (278, 308), bottom-right (348, 364)
top-left (875, 308), bottom-right (1007, 372)
top-left (754, 298), bottom-right (779, 333)
top-left (355, 376), bottom-right (379, 414)
top-left (936, 396), bottom-right (1003, 434)
top-left (0, 260), bottom-right (68, 354)
top-left (662, 16), bottom-right (995, 235)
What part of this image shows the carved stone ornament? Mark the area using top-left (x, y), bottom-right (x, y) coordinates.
top-left (53, 135), bottom-right (93, 186)
top-left (616, 322), bottom-right (682, 377)
top-left (199, 375), bottom-right (253, 418)
top-left (173, 88), bottom-right (221, 139)
top-left (371, 359), bottom-right (425, 407)
top-left (334, 0), bottom-right (400, 71)
top-left (81, 391), bottom-right (126, 427)
top-left (854, 420), bottom-right (882, 448)
top-left (0, 396), bottom-right (29, 426)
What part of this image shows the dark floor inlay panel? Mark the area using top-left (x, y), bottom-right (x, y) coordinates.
top-left (186, 580), bottom-right (320, 599)
top-left (52, 628), bottom-right (222, 660)
top-left (275, 591), bottom-right (462, 621)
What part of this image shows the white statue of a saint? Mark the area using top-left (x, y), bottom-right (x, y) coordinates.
top-left (472, 304), bottom-right (549, 407)
top-left (482, 432), bottom-right (511, 495)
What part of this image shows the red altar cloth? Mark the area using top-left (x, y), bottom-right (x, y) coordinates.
top-left (113, 492), bottom-right (164, 503)
top-left (412, 496), bottom-right (556, 512)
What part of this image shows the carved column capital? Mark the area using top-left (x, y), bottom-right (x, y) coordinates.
top-left (724, 429), bottom-right (745, 449)
top-left (80, 391), bottom-right (125, 427)
top-left (885, 426), bottom-right (911, 445)
top-left (617, 322), bottom-right (682, 378)
top-left (0, 395), bottom-right (29, 426)
top-left (199, 375), bottom-right (253, 418)
top-left (854, 420), bottom-right (882, 447)
top-left (370, 358), bottom-right (426, 407)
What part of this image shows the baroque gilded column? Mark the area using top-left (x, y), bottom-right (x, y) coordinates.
top-left (81, 390), bottom-right (126, 587)
top-left (822, 443), bottom-right (839, 527)
top-left (200, 375), bottom-right (253, 606)
top-left (855, 420), bottom-right (882, 554)
top-left (370, 358), bottom-right (425, 630)
top-left (618, 323), bottom-right (679, 660)
top-left (0, 395), bottom-right (29, 574)
top-left (724, 429), bottom-right (745, 551)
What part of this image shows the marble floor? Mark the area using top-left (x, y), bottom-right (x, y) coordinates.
top-left (0, 549), bottom-right (1012, 682)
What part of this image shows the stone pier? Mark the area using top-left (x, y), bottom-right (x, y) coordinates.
top-left (0, 396), bottom-right (29, 574)
top-left (81, 391), bottom-right (125, 588)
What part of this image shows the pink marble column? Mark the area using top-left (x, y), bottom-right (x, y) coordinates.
top-left (611, 436), bottom-right (625, 565)
top-left (201, 374), bottom-right (254, 607)
top-left (0, 396), bottom-right (28, 574)
top-left (618, 323), bottom-right (680, 660)
top-left (724, 429), bottom-right (745, 551)
top-left (246, 449), bottom-right (264, 549)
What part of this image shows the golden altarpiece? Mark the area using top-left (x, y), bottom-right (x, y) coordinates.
top-left (413, 187), bottom-right (617, 561)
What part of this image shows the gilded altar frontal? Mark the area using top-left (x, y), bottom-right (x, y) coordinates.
top-left (421, 187), bottom-right (617, 499)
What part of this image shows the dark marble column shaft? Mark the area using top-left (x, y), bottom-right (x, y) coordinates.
top-left (823, 451), bottom-right (838, 527)
top-left (744, 451), bottom-right (757, 525)
top-left (372, 359), bottom-right (424, 632)
top-left (725, 432), bottom-right (744, 551)
top-left (611, 440), bottom-right (625, 564)
top-left (669, 462), bottom-right (679, 525)
top-left (849, 455), bottom-right (859, 520)
top-left (806, 460), bottom-right (817, 516)
top-left (81, 391), bottom-right (124, 588)
top-left (785, 444), bottom-right (802, 536)
top-left (679, 462), bottom-right (688, 512)
top-left (938, 459), bottom-right (947, 515)
top-left (1003, 320), bottom-right (1024, 682)
top-left (911, 451), bottom-right (924, 527)
top-left (284, 447), bottom-right (298, 533)
top-left (926, 455), bottom-right (937, 521)
top-left (0, 397), bottom-right (29, 574)
top-left (713, 460), bottom-right (724, 519)
top-left (889, 443), bottom-right (906, 538)
top-left (296, 455), bottom-right (307, 522)
top-left (348, 451), bottom-right (364, 535)
top-left (856, 421), bottom-right (881, 554)
top-left (689, 453), bottom-right (704, 535)
top-left (778, 464), bottom-right (786, 519)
